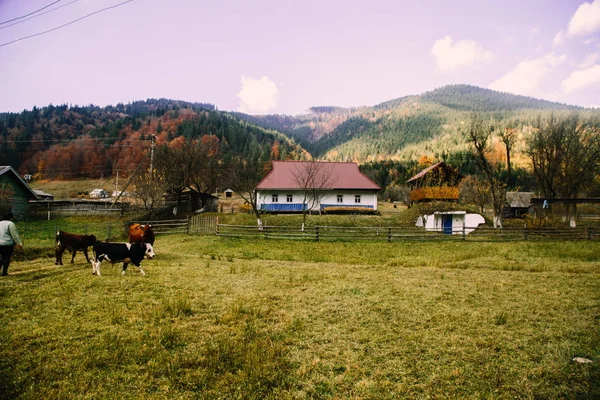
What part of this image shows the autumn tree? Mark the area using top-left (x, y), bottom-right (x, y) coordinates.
top-left (458, 175), bottom-right (490, 214)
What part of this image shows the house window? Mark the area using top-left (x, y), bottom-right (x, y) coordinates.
top-left (355, 195), bottom-right (361, 204)
top-left (287, 194), bottom-right (293, 203)
top-left (337, 195), bottom-right (343, 203)
top-left (272, 194), bottom-right (279, 203)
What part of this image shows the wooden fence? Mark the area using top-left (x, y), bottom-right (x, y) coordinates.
top-left (216, 224), bottom-right (599, 242)
top-left (132, 215), bottom-right (218, 236)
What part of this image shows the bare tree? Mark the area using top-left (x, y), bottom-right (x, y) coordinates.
top-left (225, 157), bottom-right (269, 228)
top-left (498, 123), bottom-right (519, 188)
top-left (464, 116), bottom-right (507, 228)
top-left (291, 160), bottom-right (337, 229)
top-left (528, 113), bottom-right (600, 199)
top-left (131, 169), bottom-right (167, 217)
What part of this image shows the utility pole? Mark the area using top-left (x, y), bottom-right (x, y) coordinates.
top-left (150, 134), bottom-right (157, 177)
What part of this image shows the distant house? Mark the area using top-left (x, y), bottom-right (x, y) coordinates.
top-left (33, 189), bottom-right (54, 201)
top-left (89, 188), bottom-right (109, 199)
top-left (504, 192), bottom-right (535, 218)
top-left (0, 166), bottom-right (39, 219)
top-left (255, 161), bottom-right (381, 213)
top-left (406, 162), bottom-right (462, 204)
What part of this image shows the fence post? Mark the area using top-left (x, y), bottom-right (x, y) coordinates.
top-left (462, 223), bottom-right (466, 241)
top-left (316, 225), bottom-right (319, 242)
top-left (524, 227), bottom-right (528, 241)
top-left (388, 227), bottom-right (391, 243)
top-left (588, 226), bottom-right (592, 240)
top-left (186, 217), bottom-right (190, 234)
top-left (216, 216), bottom-right (219, 236)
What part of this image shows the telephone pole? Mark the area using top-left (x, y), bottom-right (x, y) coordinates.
top-left (150, 134), bottom-right (157, 176)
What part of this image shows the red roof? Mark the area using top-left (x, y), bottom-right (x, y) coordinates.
top-left (255, 161), bottom-right (381, 190)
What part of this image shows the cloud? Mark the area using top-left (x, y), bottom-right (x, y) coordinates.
top-left (567, 0), bottom-right (600, 37)
top-left (236, 76), bottom-right (279, 114)
top-left (561, 64), bottom-right (600, 92)
top-left (580, 52), bottom-right (600, 68)
top-left (554, 30), bottom-right (565, 45)
top-left (431, 36), bottom-right (494, 72)
top-left (555, 0), bottom-right (600, 44)
top-left (489, 53), bottom-right (566, 96)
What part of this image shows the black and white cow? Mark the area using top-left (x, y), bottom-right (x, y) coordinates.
top-left (92, 242), bottom-right (155, 276)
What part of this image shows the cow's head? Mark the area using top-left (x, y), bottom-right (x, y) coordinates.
top-left (144, 243), bottom-right (155, 260)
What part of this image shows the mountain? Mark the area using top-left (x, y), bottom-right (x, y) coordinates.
top-left (241, 85), bottom-right (588, 164)
top-left (0, 99), bottom-right (305, 179)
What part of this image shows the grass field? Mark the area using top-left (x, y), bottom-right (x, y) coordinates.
top-left (1, 228), bottom-right (599, 398)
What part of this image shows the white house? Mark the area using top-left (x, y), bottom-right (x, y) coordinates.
top-left (416, 211), bottom-right (485, 234)
top-left (255, 161), bottom-right (381, 213)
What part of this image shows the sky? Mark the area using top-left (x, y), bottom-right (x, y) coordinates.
top-left (1, 0), bottom-right (599, 115)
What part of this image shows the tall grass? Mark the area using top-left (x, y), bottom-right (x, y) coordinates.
top-left (0, 233), bottom-right (598, 399)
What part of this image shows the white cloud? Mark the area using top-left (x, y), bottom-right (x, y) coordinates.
top-left (236, 75), bottom-right (279, 114)
top-left (567, 0), bottom-right (600, 37)
top-left (431, 36), bottom-right (494, 72)
top-left (554, 30), bottom-right (565, 45)
top-left (583, 37), bottom-right (599, 45)
top-left (561, 64), bottom-right (600, 92)
top-left (489, 53), bottom-right (566, 96)
top-left (580, 52), bottom-right (600, 68)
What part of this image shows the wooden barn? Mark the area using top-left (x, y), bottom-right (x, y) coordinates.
top-left (406, 162), bottom-right (462, 204)
top-left (0, 166), bottom-right (39, 219)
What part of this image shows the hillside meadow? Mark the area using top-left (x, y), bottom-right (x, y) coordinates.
top-left (0, 223), bottom-right (599, 399)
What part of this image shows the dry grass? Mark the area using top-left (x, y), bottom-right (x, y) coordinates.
top-left (0, 234), bottom-right (598, 399)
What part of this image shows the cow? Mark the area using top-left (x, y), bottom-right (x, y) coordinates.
top-left (91, 242), bottom-right (155, 276)
top-left (129, 223), bottom-right (155, 245)
top-left (55, 231), bottom-right (97, 265)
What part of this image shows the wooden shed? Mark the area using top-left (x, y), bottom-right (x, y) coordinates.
top-left (0, 166), bottom-right (39, 219)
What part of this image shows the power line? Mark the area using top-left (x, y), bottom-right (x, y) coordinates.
top-left (0, 0), bottom-right (62, 25)
top-left (0, 0), bottom-right (82, 31)
top-left (0, 0), bottom-right (134, 48)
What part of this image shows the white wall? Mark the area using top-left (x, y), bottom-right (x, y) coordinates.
top-left (256, 190), bottom-right (378, 211)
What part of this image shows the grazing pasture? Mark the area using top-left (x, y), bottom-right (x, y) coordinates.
top-left (0, 233), bottom-right (598, 399)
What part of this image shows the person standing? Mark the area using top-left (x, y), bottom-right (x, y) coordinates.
top-left (0, 211), bottom-right (23, 276)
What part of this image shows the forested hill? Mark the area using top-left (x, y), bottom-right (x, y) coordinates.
top-left (420, 85), bottom-right (581, 112)
top-left (0, 99), bottom-right (305, 179)
top-left (307, 85), bottom-right (590, 164)
top-left (232, 85), bottom-right (586, 163)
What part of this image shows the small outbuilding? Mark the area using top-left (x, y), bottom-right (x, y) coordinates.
top-left (504, 192), bottom-right (534, 218)
top-left (416, 211), bottom-right (485, 234)
top-left (224, 189), bottom-right (234, 198)
top-left (32, 189), bottom-right (54, 201)
top-left (0, 166), bottom-right (39, 219)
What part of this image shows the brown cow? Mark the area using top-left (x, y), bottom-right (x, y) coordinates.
top-left (55, 231), bottom-right (97, 265)
top-left (128, 223), bottom-right (155, 245)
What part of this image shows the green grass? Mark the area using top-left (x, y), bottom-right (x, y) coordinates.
top-left (1, 232), bottom-right (599, 399)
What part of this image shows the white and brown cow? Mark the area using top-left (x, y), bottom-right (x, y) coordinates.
top-left (92, 242), bottom-right (154, 276)
top-left (55, 231), bottom-right (97, 265)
